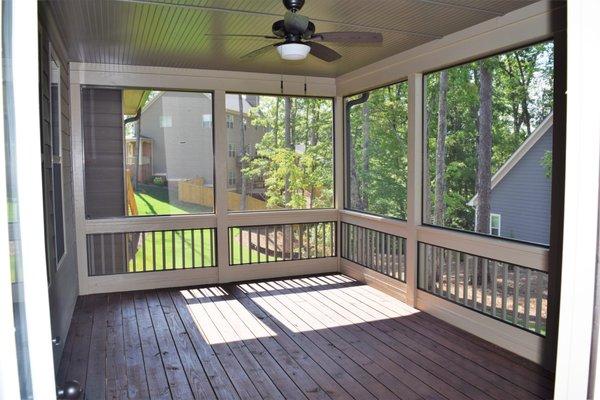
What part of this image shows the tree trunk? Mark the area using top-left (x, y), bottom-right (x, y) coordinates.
top-left (423, 89), bottom-right (431, 223)
top-left (238, 94), bottom-right (247, 211)
top-left (284, 96), bottom-right (292, 204)
top-left (434, 70), bottom-right (449, 226)
top-left (475, 62), bottom-right (493, 235)
top-left (273, 97), bottom-right (281, 147)
top-left (360, 102), bottom-right (370, 210)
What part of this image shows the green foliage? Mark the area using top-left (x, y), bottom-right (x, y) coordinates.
top-left (243, 96), bottom-right (334, 210)
top-left (425, 42), bottom-right (554, 231)
top-left (347, 82), bottom-right (409, 219)
top-left (541, 151), bottom-right (552, 179)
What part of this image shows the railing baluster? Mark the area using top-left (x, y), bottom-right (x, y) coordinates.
top-left (446, 249), bottom-right (452, 299)
top-left (512, 266), bottom-right (519, 325)
top-left (482, 259), bottom-right (488, 313)
top-left (455, 251), bottom-right (460, 301)
top-left (110, 233), bottom-right (116, 275)
top-left (464, 255), bottom-right (470, 305)
top-left (100, 234), bottom-right (106, 275)
top-left (151, 231), bottom-right (156, 270)
top-left (525, 268), bottom-right (531, 330)
top-left (502, 263), bottom-right (508, 320)
top-left (472, 256), bottom-right (478, 308)
top-left (535, 270), bottom-right (544, 334)
top-left (491, 261), bottom-right (498, 316)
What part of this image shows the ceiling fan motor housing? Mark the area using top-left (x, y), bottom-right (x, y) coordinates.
top-left (283, 0), bottom-right (305, 12)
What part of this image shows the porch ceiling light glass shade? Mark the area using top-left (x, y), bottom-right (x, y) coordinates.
top-left (276, 43), bottom-right (311, 60)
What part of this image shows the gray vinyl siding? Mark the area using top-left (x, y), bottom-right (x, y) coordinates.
top-left (82, 88), bottom-right (125, 218)
top-left (490, 127), bottom-right (552, 246)
top-left (39, 16), bottom-right (79, 368)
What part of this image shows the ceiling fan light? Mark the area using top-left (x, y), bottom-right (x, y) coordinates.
top-left (276, 43), bottom-right (310, 60)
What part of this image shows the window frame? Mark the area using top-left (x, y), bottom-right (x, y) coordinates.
top-left (49, 43), bottom-right (67, 270)
top-left (342, 79), bottom-right (410, 222)
top-left (81, 85), bottom-right (217, 219)
top-left (225, 92), bottom-right (337, 213)
top-left (420, 39), bottom-right (554, 249)
top-left (490, 213), bottom-right (501, 236)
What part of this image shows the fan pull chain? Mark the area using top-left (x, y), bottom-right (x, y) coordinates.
top-left (280, 76), bottom-right (284, 94)
top-left (304, 77), bottom-right (307, 95)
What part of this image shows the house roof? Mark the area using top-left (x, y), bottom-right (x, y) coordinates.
top-left (467, 112), bottom-right (553, 207)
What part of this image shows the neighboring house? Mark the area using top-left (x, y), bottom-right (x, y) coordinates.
top-left (468, 113), bottom-right (553, 245)
top-left (135, 91), bottom-right (265, 196)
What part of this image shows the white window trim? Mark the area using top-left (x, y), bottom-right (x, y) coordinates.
top-left (490, 213), bottom-right (501, 236)
top-left (49, 42), bottom-right (67, 271)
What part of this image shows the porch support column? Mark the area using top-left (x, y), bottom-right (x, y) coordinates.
top-left (213, 90), bottom-right (230, 279)
top-left (406, 73), bottom-right (423, 307)
top-left (334, 96), bottom-right (344, 271)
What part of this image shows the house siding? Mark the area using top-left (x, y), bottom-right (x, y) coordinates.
top-left (39, 11), bottom-right (79, 368)
top-left (490, 127), bottom-right (552, 246)
top-left (140, 92), bottom-right (214, 186)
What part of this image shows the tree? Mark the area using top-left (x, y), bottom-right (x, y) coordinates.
top-left (360, 101), bottom-right (370, 210)
top-left (434, 70), bottom-right (449, 226)
top-left (475, 61), bottom-right (493, 235)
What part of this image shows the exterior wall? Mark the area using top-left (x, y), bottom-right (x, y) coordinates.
top-left (82, 88), bottom-right (125, 218)
top-left (141, 92), bottom-right (265, 195)
top-left (490, 127), bottom-right (553, 245)
top-left (140, 92), bottom-right (214, 186)
top-left (38, 14), bottom-right (78, 368)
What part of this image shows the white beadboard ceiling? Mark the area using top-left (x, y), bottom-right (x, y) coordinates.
top-left (43, 0), bottom-right (537, 77)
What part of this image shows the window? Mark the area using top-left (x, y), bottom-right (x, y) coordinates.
top-left (50, 53), bottom-right (65, 266)
top-left (225, 93), bottom-right (334, 211)
top-left (159, 115), bottom-right (172, 128)
top-left (242, 117), bottom-right (248, 131)
top-left (202, 114), bottom-right (212, 129)
top-left (423, 41), bottom-right (554, 246)
top-left (345, 81), bottom-right (409, 220)
top-left (490, 213), bottom-right (501, 236)
top-left (228, 143), bottom-right (237, 158)
top-left (226, 114), bottom-right (234, 129)
top-left (83, 89), bottom-right (214, 218)
top-left (228, 170), bottom-right (237, 186)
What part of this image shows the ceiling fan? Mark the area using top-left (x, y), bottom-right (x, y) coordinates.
top-left (213, 0), bottom-right (383, 62)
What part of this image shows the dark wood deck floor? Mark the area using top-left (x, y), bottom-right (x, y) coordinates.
top-left (57, 274), bottom-right (554, 400)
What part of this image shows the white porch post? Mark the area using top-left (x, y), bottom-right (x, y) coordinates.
top-left (334, 96), bottom-right (345, 270)
top-left (554, 0), bottom-right (600, 397)
top-left (213, 90), bottom-right (230, 279)
top-left (406, 73), bottom-right (423, 307)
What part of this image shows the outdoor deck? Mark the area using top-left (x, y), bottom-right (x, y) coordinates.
top-left (56, 274), bottom-right (554, 400)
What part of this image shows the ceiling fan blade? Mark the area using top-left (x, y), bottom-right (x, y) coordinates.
top-left (307, 42), bottom-right (341, 62)
top-left (241, 44), bottom-right (278, 59)
top-left (284, 10), bottom-right (309, 33)
top-left (312, 31), bottom-right (383, 43)
top-left (205, 34), bottom-right (279, 40)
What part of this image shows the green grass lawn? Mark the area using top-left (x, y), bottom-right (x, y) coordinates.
top-left (129, 229), bottom-right (216, 271)
top-left (229, 227), bottom-right (261, 265)
top-left (129, 185), bottom-right (258, 271)
top-left (133, 184), bottom-right (211, 216)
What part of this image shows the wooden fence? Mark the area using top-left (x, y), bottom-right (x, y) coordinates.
top-left (178, 178), bottom-right (267, 210)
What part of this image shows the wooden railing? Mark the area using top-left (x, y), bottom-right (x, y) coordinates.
top-left (228, 221), bottom-right (337, 266)
top-left (341, 222), bottom-right (407, 282)
top-left (418, 242), bottom-right (548, 335)
top-left (86, 228), bottom-right (217, 276)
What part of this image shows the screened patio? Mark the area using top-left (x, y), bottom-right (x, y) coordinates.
top-left (6, 0), bottom-right (583, 398)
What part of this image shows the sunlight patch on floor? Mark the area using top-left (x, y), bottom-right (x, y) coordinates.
top-left (179, 287), bottom-right (278, 345)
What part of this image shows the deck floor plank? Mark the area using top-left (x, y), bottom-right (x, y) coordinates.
top-left (57, 274), bottom-right (553, 400)
top-left (308, 276), bottom-right (535, 400)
